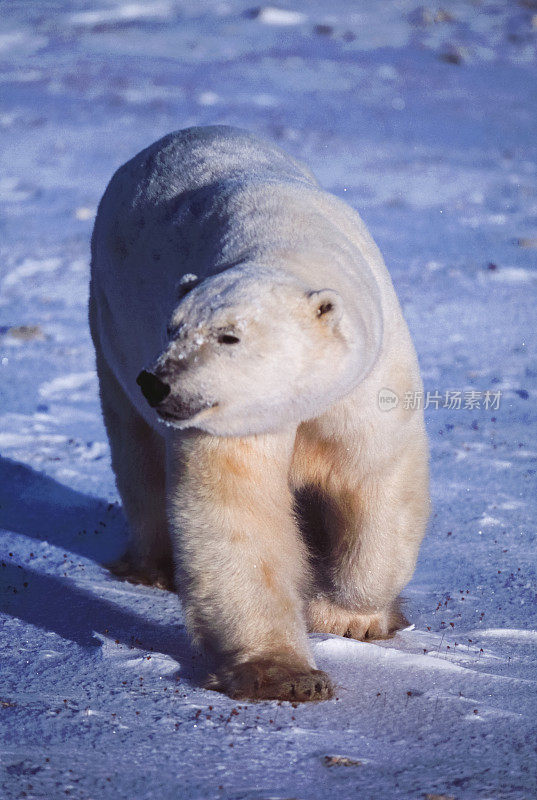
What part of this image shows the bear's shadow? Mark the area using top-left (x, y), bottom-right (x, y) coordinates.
top-left (0, 457), bottom-right (203, 684)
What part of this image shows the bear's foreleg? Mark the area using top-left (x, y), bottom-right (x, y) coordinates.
top-left (167, 430), bottom-right (333, 701)
top-left (95, 350), bottom-right (174, 590)
top-left (307, 436), bottom-right (430, 640)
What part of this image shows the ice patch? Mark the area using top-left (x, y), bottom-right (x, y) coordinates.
top-left (492, 460), bottom-right (512, 470)
top-left (254, 7), bottom-right (306, 26)
top-left (514, 449), bottom-right (537, 459)
top-left (197, 91), bottom-right (219, 106)
top-left (121, 85), bottom-right (184, 104)
top-left (56, 467), bottom-right (82, 481)
top-left (94, 633), bottom-right (179, 675)
top-left (69, 3), bottom-right (173, 28)
top-left (490, 267), bottom-right (536, 284)
top-left (377, 64), bottom-right (397, 80)
top-left (313, 635), bottom-right (469, 674)
top-left (0, 30), bottom-right (47, 55)
top-left (253, 93), bottom-right (278, 107)
top-left (3, 257), bottom-right (61, 289)
top-left (0, 432), bottom-right (67, 448)
top-left (498, 500), bottom-right (525, 510)
top-left (39, 371), bottom-right (97, 400)
top-left (0, 177), bottom-right (33, 202)
top-left (0, 69), bottom-right (43, 83)
top-left (471, 629), bottom-right (537, 641)
top-left (0, 111), bottom-right (25, 128)
top-left (70, 258), bottom-right (88, 273)
top-left (479, 514), bottom-right (502, 527)
top-left (75, 207), bottom-right (95, 221)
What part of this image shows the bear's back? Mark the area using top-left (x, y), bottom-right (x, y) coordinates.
top-left (90, 126), bottom-right (320, 287)
top-left (102, 125), bottom-right (318, 213)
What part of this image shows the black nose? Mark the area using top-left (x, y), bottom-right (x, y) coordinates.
top-left (136, 370), bottom-right (171, 407)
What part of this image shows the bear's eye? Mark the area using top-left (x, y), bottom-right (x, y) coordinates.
top-left (317, 302), bottom-right (333, 316)
top-left (217, 333), bottom-right (240, 345)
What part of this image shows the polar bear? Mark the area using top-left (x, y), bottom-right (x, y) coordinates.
top-left (89, 126), bottom-right (430, 701)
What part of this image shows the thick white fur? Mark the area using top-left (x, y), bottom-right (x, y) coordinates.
top-left (89, 126), bottom-right (430, 701)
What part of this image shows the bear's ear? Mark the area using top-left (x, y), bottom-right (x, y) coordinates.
top-left (175, 273), bottom-right (199, 299)
top-left (307, 289), bottom-right (342, 326)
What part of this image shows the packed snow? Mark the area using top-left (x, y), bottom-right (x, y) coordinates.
top-left (1, 1), bottom-right (536, 798)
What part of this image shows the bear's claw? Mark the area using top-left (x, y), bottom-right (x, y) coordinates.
top-left (308, 596), bottom-right (407, 640)
top-left (107, 553), bottom-right (175, 592)
top-left (205, 659), bottom-right (334, 702)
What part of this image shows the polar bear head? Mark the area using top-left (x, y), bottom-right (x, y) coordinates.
top-left (137, 265), bottom-right (380, 436)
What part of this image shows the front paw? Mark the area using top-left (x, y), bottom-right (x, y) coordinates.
top-left (205, 658), bottom-right (334, 702)
top-left (308, 596), bottom-right (407, 640)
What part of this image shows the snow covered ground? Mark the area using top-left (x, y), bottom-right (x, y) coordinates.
top-left (1, 1), bottom-right (536, 798)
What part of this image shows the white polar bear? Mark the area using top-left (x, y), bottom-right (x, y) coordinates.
top-left (89, 126), bottom-right (430, 701)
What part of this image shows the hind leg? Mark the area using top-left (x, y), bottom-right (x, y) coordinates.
top-left (293, 421), bottom-right (430, 641)
top-left (309, 442), bottom-right (429, 639)
top-left (96, 351), bottom-right (174, 590)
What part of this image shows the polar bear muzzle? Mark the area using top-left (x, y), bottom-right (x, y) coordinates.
top-left (136, 367), bottom-right (216, 425)
top-left (136, 370), bottom-right (171, 407)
